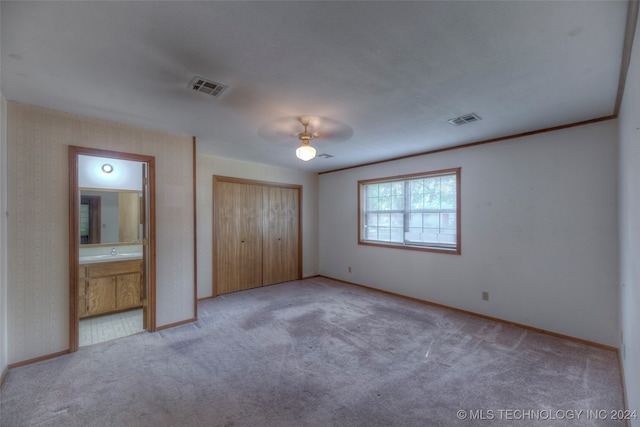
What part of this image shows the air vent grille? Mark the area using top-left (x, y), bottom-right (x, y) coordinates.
top-left (318, 153), bottom-right (334, 159)
top-left (189, 76), bottom-right (228, 97)
top-left (448, 113), bottom-right (481, 126)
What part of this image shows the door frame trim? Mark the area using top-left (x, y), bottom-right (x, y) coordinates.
top-left (68, 146), bottom-right (157, 352)
top-left (212, 175), bottom-right (302, 297)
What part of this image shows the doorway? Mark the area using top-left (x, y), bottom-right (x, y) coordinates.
top-left (69, 146), bottom-right (156, 352)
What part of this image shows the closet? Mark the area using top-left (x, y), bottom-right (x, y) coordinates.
top-left (213, 176), bottom-right (301, 296)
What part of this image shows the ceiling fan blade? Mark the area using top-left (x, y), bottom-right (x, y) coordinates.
top-left (310, 118), bottom-right (354, 142)
top-left (258, 116), bottom-right (353, 144)
top-left (258, 116), bottom-right (303, 143)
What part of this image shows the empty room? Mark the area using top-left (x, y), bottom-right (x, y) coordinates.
top-left (0, 1), bottom-right (639, 426)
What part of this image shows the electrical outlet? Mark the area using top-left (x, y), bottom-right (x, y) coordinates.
top-left (348, 267), bottom-right (352, 273)
top-left (482, 291), bottom-right (489, 301)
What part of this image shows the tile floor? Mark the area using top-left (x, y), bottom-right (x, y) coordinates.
top-left (79, 309), bottom-right (144, 347)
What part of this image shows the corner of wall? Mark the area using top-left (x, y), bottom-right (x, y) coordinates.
top-left (618, 3), bottom-right (640, 422)
top-left (1, 93), bottom-right (8, 384)
top-left (0, 0), bottom-right (8, 385)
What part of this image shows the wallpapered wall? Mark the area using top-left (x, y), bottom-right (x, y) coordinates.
top-left (1, 95), bottom-right (7, 380)
top-left (6, 102), bottom-right (195, 364)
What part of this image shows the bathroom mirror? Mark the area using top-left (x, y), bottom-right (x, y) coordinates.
top-left (80, 188), bottom-right (142, 245)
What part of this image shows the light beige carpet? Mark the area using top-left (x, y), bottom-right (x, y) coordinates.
top-left (0, 277), bottom-right (625, 426)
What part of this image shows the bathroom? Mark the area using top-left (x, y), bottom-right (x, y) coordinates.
top-left (77, 155), bottom-right (147, 346)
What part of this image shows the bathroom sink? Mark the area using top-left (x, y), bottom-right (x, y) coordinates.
top-left (79, 253), bottom-right (143, 264)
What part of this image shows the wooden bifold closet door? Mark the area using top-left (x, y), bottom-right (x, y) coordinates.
top-left (214, 177), bottom-right (301, 296)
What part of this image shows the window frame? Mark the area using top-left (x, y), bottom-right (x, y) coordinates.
top-left (358, 167), bottom-right (461, 255)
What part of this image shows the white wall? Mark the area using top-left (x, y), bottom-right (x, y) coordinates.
top-left (319, 120), bottom-right (618, 347)
top-left (618, 8), bottom-right (640, 421)
top-left (1, 94), bottom-right (7, 380)
top-left (0, 0), bottom-right (7, 379)
top-left (6, 102), bottom-right (195, 364)
top-left (196, 154), bottom-right (318, 299)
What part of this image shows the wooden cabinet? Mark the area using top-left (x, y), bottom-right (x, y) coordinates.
top-left (214, 177), bottom-right (301, 296)
top-left (79, 265), bottom-right (87, 317)
top-left (79, 259), bottom-right (143, 318)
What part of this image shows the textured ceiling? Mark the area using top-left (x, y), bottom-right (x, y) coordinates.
top-left (0, 1), bottom-right (631, 172)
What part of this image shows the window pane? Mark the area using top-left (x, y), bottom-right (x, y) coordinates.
top-left (424, 213), bottom-right (439, 228)
top-left (379, 196), bottom-right (392, 210)
top-left (441, 213), bottom-right (456, 230)
top-left (390, 227), bottom-right (403, 242)
top-left (379, 183), bottom-right (392, 197)
top-left (392, 195), bottom-right (404, 210)
top-left (368, 197), bottom-right (379, 210)
top-left (406, 229), bottom-right (422, 241)
top-left (367, 227), bottom-right (378, 240)
top-left (409, 213), bottom-right (422, 228)
top-left (424, 178), bottom-right (441, 209)
top-left (441, 177), bottom-right (456, 209)
top-left (410, 181), bottom-right (424, 209)
top-left (439, 234), bottom-right (456, 243)
top-left (378, 228), bottom-right (391, 241)
top-left (390, 213), bottom-right (403, 228)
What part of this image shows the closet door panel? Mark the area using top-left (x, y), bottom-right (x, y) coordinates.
top-left (263, 186), bottom-right (299, 286)
top-left (216, 181), bottom-right (263, 294)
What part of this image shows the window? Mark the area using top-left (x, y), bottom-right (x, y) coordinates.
top-left (358, 168), bottom-right (460, 254)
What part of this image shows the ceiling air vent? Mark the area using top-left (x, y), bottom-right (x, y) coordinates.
top-left (317, 153), bottom-right (334, 159)
top-left (189, 76), bottom-right (228, 97)
top-left (448, 113), bottom-right (481, 126)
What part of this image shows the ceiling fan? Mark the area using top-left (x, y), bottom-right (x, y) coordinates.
top-left (258, 116), bottom-right (353, 162)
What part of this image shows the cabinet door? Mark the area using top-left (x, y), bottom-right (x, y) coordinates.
top-left (87, 277), bottom-right (117, 315)
top-left (216, 181), bottom-right (263, 295)
top-left (117, 272), bottom-right (141, 309)
top-left (78, 280), bottom-right (87, 317)
top-left (263, 186), bottom-right (299, 286)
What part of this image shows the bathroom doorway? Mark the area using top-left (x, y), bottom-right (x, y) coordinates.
top-left (69, 146), bottom-right (156, 352)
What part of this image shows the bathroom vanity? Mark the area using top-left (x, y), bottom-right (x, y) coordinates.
top-left (78, 257), bottom-right (143, 318)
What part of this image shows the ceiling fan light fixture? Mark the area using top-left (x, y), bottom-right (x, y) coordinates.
top-left (296, 143), bottom-right (316, 161)
top-left (295, 122), bottom-right (317, 161)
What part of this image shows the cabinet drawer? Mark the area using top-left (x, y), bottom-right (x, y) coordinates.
top-left (88, 260), bottom-right (142, 277)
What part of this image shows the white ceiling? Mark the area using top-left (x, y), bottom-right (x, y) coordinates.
top-left (1, 1), bottom-right (631, 172)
